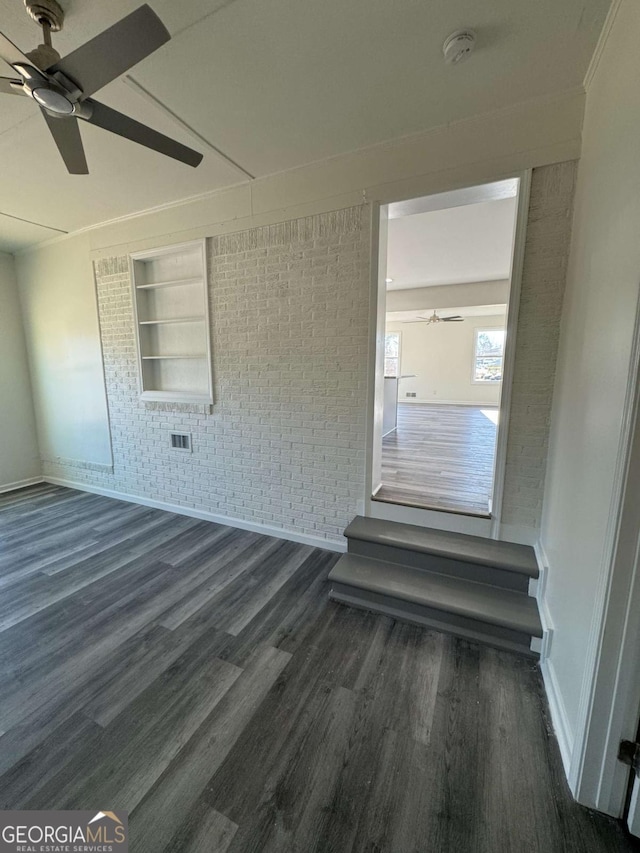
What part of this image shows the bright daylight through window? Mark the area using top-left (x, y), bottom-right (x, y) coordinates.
top-left (474, 329), bottom-right (505, 382)
top-left (384, 332), bottom-right (400, 377)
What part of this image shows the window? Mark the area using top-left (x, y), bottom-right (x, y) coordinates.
top-left (473, 328), bottom-right (505, 383)
top-left (385, 332), bottom-right (400, 377)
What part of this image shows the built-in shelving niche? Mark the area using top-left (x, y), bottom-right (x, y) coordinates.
top-left (129, 239), bottom-right (213, 404)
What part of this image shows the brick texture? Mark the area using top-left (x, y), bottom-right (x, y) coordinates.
top-left (502, 161), bottom-right (578, 530)
top-left (43, 207), bottom-right (371, 545)
top-left (43, 165), bottom-right (576, 543)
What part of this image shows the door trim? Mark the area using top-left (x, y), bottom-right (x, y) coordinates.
top-left (364, 171), bottom-right (532, 539)
top-left (568, 286), bottom-right (640, 815)
top-left (491, 169), bottom-right (532, 538)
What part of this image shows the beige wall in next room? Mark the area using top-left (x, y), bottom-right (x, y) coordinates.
top-left (387, 312), bottom-right (507, 406)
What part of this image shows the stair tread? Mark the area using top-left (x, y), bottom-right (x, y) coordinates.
top-left (329, 553), bottom-right (542, 638)
top-left (344, 516), bottom-right (538, 578)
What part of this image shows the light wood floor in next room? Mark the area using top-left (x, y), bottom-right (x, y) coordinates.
top-left (0, 484), bottom-right (637, 853)
top-left (377, 402), bottom-right (498, 515)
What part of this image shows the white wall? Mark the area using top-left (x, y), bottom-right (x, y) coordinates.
top-left (501, 162), bottom-right (577, 537)
top-left (16, 234), bottom-right (112, 471)
top-left (0, 252), bottom-right (39, 490)
top-left (386, 280), bottom-right (509, 313)
top-left (15, 90), bottom-right (581, 546)
top-left (39, 211), bottom-right (369, 547)
top-left (539, 0), bottom-right (640, 775)
top-left (386, 313), bottom-right (506, 406)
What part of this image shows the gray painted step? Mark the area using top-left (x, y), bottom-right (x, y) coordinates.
top-left (344, 516), bottom-right (538, 588)
top-left (328, 553), bottom-right (542, 656)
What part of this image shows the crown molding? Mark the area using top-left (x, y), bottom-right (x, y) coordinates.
top-left (15, 85), bottom-right (585, 258)
top-left (584, 0), bottom-right (623, 91)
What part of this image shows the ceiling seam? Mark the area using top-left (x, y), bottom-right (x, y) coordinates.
top-left (0, 210), bottom-right (68, 233)
top-left (123, 75), bottom-right (255, 180)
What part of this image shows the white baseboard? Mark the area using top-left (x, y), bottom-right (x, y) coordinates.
top-left (534, 536), bottom-right (575, 785)
top-left (541, 655), bottom-right (575, 780)
top-left (0, 476), bottom-right (44, 494)
top-left (43, 476), bottom-right (347, 553)
top-left (399, 399), bottom-right (499, 407)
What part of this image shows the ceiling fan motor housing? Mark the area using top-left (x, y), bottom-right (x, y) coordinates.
top-left (24, 0), bottom-right (64, 32)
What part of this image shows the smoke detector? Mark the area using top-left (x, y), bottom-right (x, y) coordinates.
top-left (442, 29), bottom-right (476, 64)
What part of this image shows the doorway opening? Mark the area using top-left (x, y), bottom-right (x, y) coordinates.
top-left (370, 177), bottom-right (525, 521)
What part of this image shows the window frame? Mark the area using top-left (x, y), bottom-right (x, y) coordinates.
top-left (384, 330), bottom-right (401, 378)
top-left (472, 326), bottom-right (505, 385)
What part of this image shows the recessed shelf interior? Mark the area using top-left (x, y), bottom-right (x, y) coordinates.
top-left (130, 240), bottom-right (212, 404)
top-left (136, 276), bottom-right (203, 290)
top-left (138, 317), bottom-right (205, 326)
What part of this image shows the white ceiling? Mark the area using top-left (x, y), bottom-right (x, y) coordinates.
top-left (0, 0), bottom-right (610, 252)
top-left (386, 197), bottom-right (517, 289)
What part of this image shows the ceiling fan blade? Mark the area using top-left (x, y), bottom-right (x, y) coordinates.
top-left (46, 5), bottom-right (170, 99)
top-left (41, 110), bottom-right (89, 174)
top-left (0, 30), bottom-right (31, 69)
top-left (442, 316), bottom-right (464, 322)
top-left (0, 76), bottom-right (24, 95)
top-left (82, 99), bottom-right (203, 167)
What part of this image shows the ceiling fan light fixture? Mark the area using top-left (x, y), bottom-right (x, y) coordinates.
top-left (0, 4), bottom-right (204, 173)
top-left (32, 86), bottom-right (73, 114)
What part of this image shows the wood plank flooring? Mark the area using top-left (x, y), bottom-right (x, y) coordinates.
top-left (0, 484), bottom-right (637, 853)
top-left (378, 403), bottom-right (497, 515)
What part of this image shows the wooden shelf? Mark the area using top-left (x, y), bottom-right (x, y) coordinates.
top-left (142, 355), bottom-right (207, 360)
top-left (136, 277), bottom-right (203, 290)
top-left (138, 317), bottom-right (205, 326)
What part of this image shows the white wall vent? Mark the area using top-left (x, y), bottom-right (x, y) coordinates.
top-left (170, 432), bottom-right (192, 451)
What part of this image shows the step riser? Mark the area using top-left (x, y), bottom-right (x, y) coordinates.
top-left (348, 538), bottom-right (530, 593)
top-left (329, 582), bottom-right (537, 657)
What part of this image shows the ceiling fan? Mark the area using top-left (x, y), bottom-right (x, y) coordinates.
top-left (0, 1), bottom-right (203, 174)
top-left (402, 310), bottom-right (465, 325)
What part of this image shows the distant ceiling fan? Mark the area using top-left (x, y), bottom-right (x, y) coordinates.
top-left (402, 310), bottom-right (464, 325)
top-left (0, 1), bottom-right (203, 174)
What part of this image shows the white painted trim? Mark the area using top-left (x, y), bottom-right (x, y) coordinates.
top-left (365, 203), bottom-right (387, 500)
top-left (0, 477), bottom-right (43, 494)
top-left (398, 399), bottom-right (499, 408)
top-left (490, 170), bottom-right (532, 539)
top-left (533, 538), bottom-right (554, 659)
top-left (15, 87), bottom-right (585, 258)
top-left (541, 656), bottom-right (575, 779)
top-left (367, 172), bottom-right (530, 539)
top-left (43, 476), bottom-right (346, 553)
top-left (366, 496), bottom-right (492, 536)
top-left (568, 287), bottom-right (640, 814)
top-left (535, 538), bottom-right (574, 773)
top-left (129, 238), bottom-right (214, 406)
top-left (583, 0), bottom-right (623, 91)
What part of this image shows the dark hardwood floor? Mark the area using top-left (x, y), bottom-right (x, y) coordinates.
top-left (378, 403), bottom-right (498, 515)
top-left (0, 484), bottom-right (637, 853)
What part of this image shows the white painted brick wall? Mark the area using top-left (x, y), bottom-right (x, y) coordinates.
top-left (43, 207), bottom-right (371, 545)
top-left (44, 166), bottom-right (576, 543)
top-left (502, 161), bottom-right (578, 530)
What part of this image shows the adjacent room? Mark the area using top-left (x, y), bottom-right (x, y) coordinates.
top-left (1, 0), bottom-right (640, 850)
top-left (377, 183), bottom-right (517, 515)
